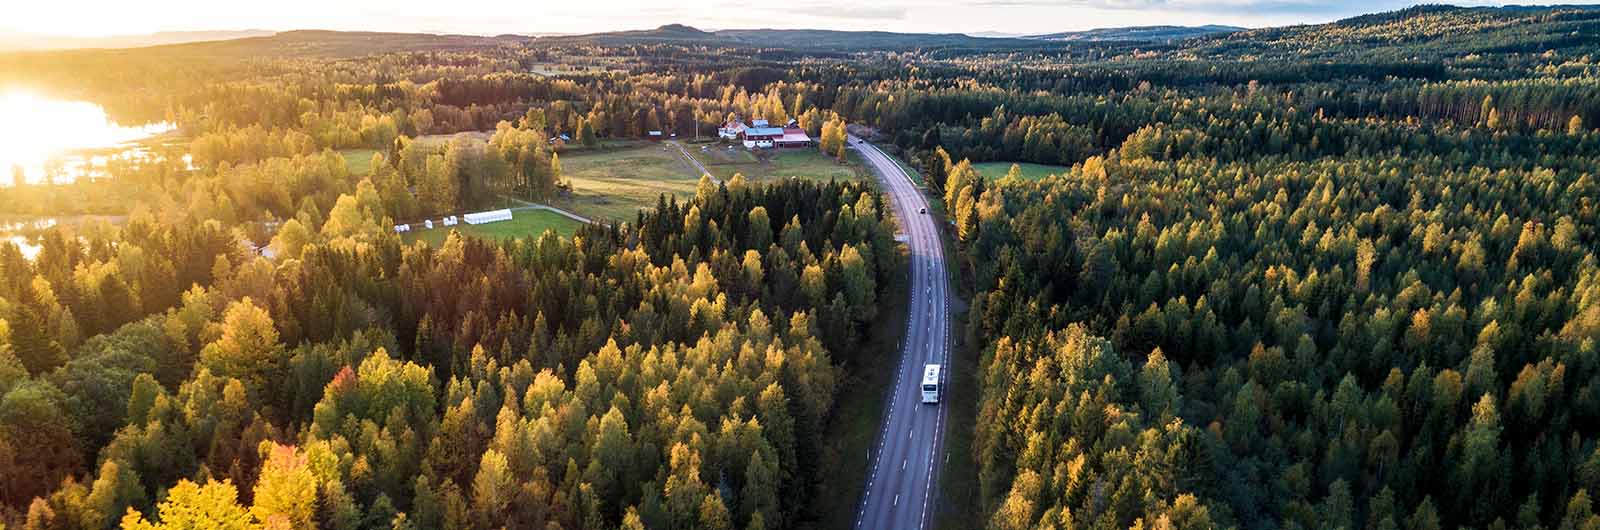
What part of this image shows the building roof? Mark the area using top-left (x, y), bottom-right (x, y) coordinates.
top-left (779, 131), bottom-right (812, 143)
top-left (745, 127), bottom-right (785, 136)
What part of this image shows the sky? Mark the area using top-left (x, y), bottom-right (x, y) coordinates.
top-left (3, 0), bottom-right (1521, 38)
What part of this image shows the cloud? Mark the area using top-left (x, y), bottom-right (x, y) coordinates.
top-left (809, 5), bottom-right (911, 20)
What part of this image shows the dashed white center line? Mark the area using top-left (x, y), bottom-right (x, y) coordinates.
top-left (854, 137), bottom-right (952, 530)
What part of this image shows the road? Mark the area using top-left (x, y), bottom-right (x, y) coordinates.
top-left (851, 135), bottom-right (951, 530)
top-left (501, 196), bottom-right (593, 223)
top-left (666, 141), bottom-right (718, 183)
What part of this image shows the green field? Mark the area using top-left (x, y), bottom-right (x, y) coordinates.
top-left (551, 144), bottom-right (703, 221)
top-left (345, 139), bottom-right (865, 225)
top-left (400, 209), bottom-right (582, 246)
top-left (341, 148), bottom-right (380, 175)
top-left (686, 144), bottom-right (866, 182)
top-left (412, 131), bottom-right (492, 149)
top-left (972, 161), bottom-right (1070, 181)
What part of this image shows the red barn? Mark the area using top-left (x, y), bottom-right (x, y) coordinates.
top-left (775, 126), bottom-right (812, 148)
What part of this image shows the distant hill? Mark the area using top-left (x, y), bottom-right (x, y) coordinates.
top-left (556, 24), bottom-right (1053, 51)
top-left (13, 4), bottom-right (1596, 60)
top-left (1188, 4), bottom-right (1600, 60)
top-left (967, 31), bottom-right (1028, 39)
top-left (179, 30), bottom-right (522, 57)
top-left (0, 30), bottom-right (276, 51)
top-left (1026, 25), bottom-right (1243, 43)
top-left (0, 30), bottom-right (532, 59)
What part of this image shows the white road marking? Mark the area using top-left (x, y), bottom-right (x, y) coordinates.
top-left (853, 137), bottom-right (952, 530)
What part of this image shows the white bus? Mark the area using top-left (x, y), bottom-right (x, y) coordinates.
top-left (921, 364), bottom-right (941, 404)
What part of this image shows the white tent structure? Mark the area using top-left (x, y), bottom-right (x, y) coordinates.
top-left (464, 209), bottom-right (514, 225)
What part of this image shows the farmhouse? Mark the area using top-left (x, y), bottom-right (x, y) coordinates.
top-left (739, 125), bottom-right (812, 148)
top-left (726, 116), bottom-right (812, 148)
top-left (743, 127), bottom-right (784, 142)
top-left (718, 120), bottom-right (748, 140)
top-left (742, 126), bottom-right (784, 148)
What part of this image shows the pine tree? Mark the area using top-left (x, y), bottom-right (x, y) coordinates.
top-left (86, 460), bottom-right (147, 530)
top-left (7, 287), bottom-right (66, 376)
top-left (471, 450), bottom-right (515, 529)
top-left (579, 117), bottom-right (599, 148)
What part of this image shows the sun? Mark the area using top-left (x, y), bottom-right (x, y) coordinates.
top-left (0, 88), bottom-right (172, 185)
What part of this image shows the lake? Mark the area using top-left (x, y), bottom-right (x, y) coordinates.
top-left (0, 89), bottom-right (176, 186)
top-left (0, 217), bottom-right (60, 261)
top-left (5, 235), bottom-right (40, 261)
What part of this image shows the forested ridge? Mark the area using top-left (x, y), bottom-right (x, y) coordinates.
top-left (952, 149), bottom-right (1600, 529)
top-left (4, 3), bottom-right (1600, 530)
top-left (899, 5), bottom-right (1600, 530)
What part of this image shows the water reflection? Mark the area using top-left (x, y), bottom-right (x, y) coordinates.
top-left (0, 217), bottom-right (54, 260)
top-left (5, 235), bottom-right (40, 261)
top-left (0, 89), bottom-right (175, 186)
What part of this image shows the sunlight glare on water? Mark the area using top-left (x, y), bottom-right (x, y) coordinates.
top-left (5, 236), bottom-right (41, 260)
top-left (0, 89), bottom-right (174, 186)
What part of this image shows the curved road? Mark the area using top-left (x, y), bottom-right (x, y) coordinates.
top-left (851, 135), bottom-right (951, 530)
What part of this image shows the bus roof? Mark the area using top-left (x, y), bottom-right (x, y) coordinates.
top-left (922, 364), bottom-right (941, 385)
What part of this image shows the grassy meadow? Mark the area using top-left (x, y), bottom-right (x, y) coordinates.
top-left (685, 143), bottom-right (867, 182)
top-left (341, 138), bottom-right (865, 225)
top-left (551, 143), bottom-right (703, 222)
top-left (400, 208), bottom-right (582, 246)
top-left (971, 161), bottom-right (1070, 181)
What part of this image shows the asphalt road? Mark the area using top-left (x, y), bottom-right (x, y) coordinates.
top-left (850, 136), bottom-right (951, 530)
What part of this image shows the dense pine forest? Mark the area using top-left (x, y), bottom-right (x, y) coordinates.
top-left (3, 3), bottom-right (1600, 530)
top-left (925, 6), bottom-right (1600, 530)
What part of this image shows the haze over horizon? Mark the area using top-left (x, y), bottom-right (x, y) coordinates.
top-left (4, 0), bottom-right (1532, 38)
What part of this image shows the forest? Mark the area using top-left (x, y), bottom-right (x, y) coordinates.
top-left (4, 3), bottom-right (1600, 530)
top-left (914, 6), bottom-right (1600, 530)
top-left (0, 36), bottom-right (893, 528)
